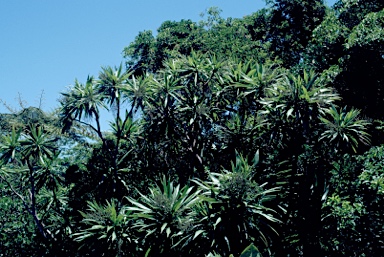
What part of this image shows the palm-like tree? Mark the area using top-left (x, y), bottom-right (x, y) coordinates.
top-left (319, 105), bottom-right (370, 153)
top-left (192, 152), bottom-right (281, 256)
top-left (97, 65), bottom-right (136, 198)
top-left (73, 200), bottom-right (135, 257)
top-left (261, 70), bottom-right (340, 128)
top-left (258, 70), bottom-right (342, 256)
top-left (126, 176), bottom-right (202, 256)
top-left (136, 64), bottom-right (186, 181)
top-left (97, 64), bottom-right (132, 141)
top-left (0, 124), bottom-right (61, 240)
top-left (60, 74), bottom-right (132, 199)
top-left (223, 61), bottom-right (283, 103)
top-left (122, 74), bottom-right (152, 117)
top-left (97, 64), bottom-right (129, 106)
top-left (0, 127), bottom-right (21, 162)
top-left (20, 124), bottom-right (57, 161)
top-left (60, 76), bottom-right (107, 140)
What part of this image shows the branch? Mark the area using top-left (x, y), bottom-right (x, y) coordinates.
top-left (17, 92), bottom-right (27, 109)
top-left (75, 119), bottom-right (100, 136)
top-left (0, 174), bottom-right (29, 208)
top-left (38, 90), bottom-right (45, 109)
top-left (0, 98), bottom-right (17, 113)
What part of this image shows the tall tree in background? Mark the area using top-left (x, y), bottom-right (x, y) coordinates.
top-left (123, 30), bottom-right (157, 74)
top-left (123, 7), bottom-right (273, 75)
top-left (267, 0), bottom-right (326, 67)
top-left (334, 8), bottom-right (384, 120)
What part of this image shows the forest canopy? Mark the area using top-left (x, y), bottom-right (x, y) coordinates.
top-left (1, 0), bottom-right (384, 256)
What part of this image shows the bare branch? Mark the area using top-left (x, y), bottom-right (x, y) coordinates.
top-left (38, 90), bottom-right (45, 109)
top-left (0, 98), bottom-right (17, 113)
top-left (17, 92), bottom-right (27, 109)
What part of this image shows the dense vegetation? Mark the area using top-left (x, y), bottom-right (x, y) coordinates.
top-left (1, 0), bottom-right (383, 256)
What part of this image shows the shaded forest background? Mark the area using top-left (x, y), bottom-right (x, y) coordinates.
top-left (1, 0), bottom-right (384, 256)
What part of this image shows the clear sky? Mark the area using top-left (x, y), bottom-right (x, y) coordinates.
top-left (0, 0), bottom-right (265, 113)
top-left (0, 0), bottom-right (336, 118)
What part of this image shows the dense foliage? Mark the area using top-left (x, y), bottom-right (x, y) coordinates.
top-left (1, 1), bottom-right (383, 256)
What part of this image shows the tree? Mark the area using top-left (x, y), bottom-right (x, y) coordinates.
top-left (319, 105), bottom-right (370, 153)
top-left (259, 69), bottom-right (348, 256)
top-left (3, 1), bottom-right (384, 255)
top-left (123, 30), bottom-right (157, 74)
top-left (267, 0), bottom-right (326, 67)
top-left (334, 9), bottom-right (384, 120)
top-left (126, 176), bottom-right (202, 256)
top-left (60, 76), bottom-right (106, 141)
top-left (123, 7), bottom-right (273, 75)
top-left (192, 152), bottom-right (281, 256)
top-left (304, 8), bottom-right (349, 71)
top-left (0, 124), bottom-right (67, 245)
top-left (73, 200), bottom-right (136, 257)
top-left (321, 145), bottom-right (384, 256)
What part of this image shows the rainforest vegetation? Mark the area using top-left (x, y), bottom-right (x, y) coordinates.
top-left (1, 0), bottom-right (384, 256)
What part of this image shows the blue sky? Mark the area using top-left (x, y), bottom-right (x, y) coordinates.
top-left (0, 1), bottom-right (265, 113)
top-left (0, 0), bottom-right (336, 121)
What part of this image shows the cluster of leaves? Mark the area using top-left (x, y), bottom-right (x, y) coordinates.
top-left (321, 146), bottom-right (384, 256)
top-left (72, 152), bottom-right (279, 257)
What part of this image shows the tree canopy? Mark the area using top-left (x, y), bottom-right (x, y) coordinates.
top-left (1, 1), bottom-right (384, 256)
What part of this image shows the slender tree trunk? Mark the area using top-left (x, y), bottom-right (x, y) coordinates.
top-left (300, 107), bottom-right (322, 257)
top-left (26, 158), bottom-right (50, 239)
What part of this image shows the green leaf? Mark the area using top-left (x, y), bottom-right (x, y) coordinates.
top-left (240, 243), bottom-right (261, 257)
top-left (166, 227), bottom-right (171, 238)
top-left (213, 217), bottom-right (221, 229)
top-left (144, 248), bottom-right (151, 257)
top-left (286, 108), bottom-right (294, 119)
top-left (193, 229), bottom-right (205, 240)
top-left (161, 223), bottom-right (168, 233)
